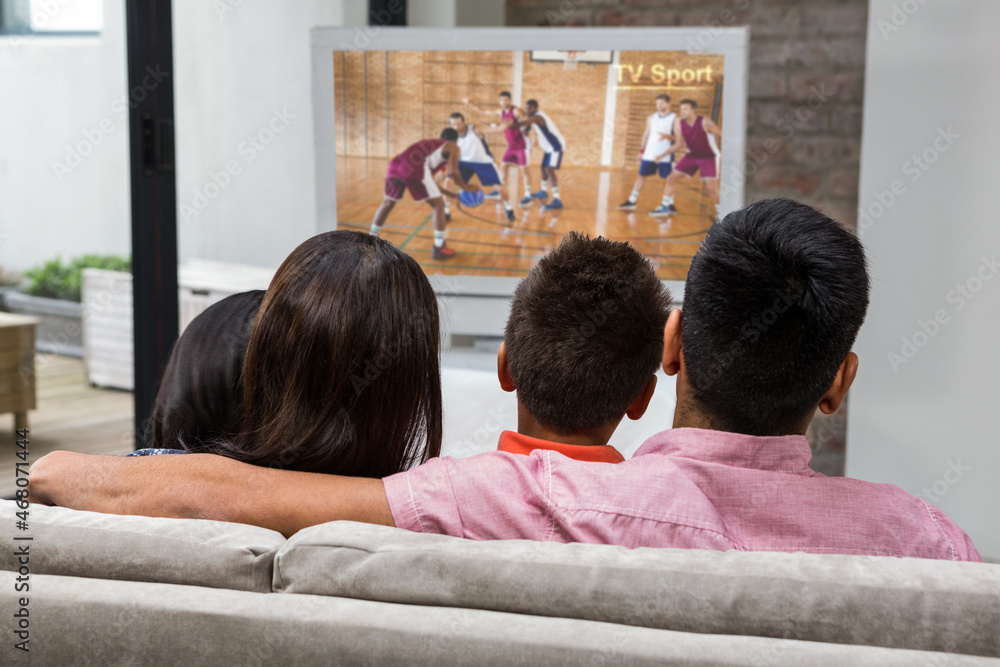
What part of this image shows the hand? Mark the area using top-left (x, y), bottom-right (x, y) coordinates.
top-left (464, 183), bottom-right (482, 194)
top-left (658, 132), bottom-right (672, 141)
top-left (28, 450), bottom-right (107, 508)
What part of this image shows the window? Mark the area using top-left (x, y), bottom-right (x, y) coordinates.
top-left (0, 0), bottom-right (102, 35)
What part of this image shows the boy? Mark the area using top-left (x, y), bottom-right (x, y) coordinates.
top-left (508, 99), bottom-right (567, 211)
top-left (370, 128), bottom-right (480, 260)
top-left (654, 99), bottom-right (721, 218)
top-left (618, 93), bottom-right (677, 214)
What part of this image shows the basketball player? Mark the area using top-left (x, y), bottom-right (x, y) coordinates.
top-left (508, 99), bottom-right (567, 211)
top-left (444, 112), bottom-right (516, 223)
top-left (370, 128), bottom-right (480, 260)
top-left (461, 92), bottom-right (534, 207)
top-left (654, 99), bottom-right (721, 218)
top-left (618, 94), bottom-right (677, 213)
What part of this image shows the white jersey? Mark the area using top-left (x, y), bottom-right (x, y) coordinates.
top-left (532, 111), bottom-right (566, 153)
top-left (456, 125), bottom-right (495, 165)
top-left (642, 111), bottom-right (677, 162)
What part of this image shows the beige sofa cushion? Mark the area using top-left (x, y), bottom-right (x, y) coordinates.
top-left (274, 521), bottom-right (1000, 657)
top-left (8, 573), bottom-right (998, 667)
top-left (0, 501), bottom-right (283, 592)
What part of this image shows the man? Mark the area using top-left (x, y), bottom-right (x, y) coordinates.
top-left (461, 92), bottom-right (534, 207)
top-left (443, 112), bottom-right (515, 224)
top-left (618, 94), bottom-right (677, 214)
top-left (508, 99), bottom-right (566, 212)
top-left (369, 128), bottom-right (480, 261)
top-left (654, 99), bottom-right (721, 219)
top-left (30, 200), bottom-right (981, 561)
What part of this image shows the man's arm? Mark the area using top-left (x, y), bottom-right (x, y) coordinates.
top-left (508, 116), bottom-right (546, 131)
top-left (28, 451), bottom-right (394, 538)
top-left (655, 117), bottom-right (685, 162)
top-left (460, 97), bottom-right (494, 119)
top-left (443, 142), bottom-right (479, 195)
top-left (638, 117), bottom-right (651, 161)
top-left (704, 118), bottom-right (722, 138)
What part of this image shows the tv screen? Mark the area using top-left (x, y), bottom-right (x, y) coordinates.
top-left (313, 28), bottom-right (748, 295)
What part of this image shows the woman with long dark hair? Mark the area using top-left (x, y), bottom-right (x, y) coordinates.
top-left (140, 231), bottom-right (442, 478)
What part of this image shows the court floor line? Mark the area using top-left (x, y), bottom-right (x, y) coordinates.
top-left (399, 214), bottom-right (433, 250)
top-left (342, 220), bottom-right (711, 242)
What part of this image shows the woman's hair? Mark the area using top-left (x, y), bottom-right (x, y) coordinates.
top-left (219, 230), bottom-right (442, 477)
top-left (151, 290), bottom-right (265, 451)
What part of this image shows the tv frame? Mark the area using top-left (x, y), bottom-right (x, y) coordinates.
top-left (311, 26), bottom-right (749, 302)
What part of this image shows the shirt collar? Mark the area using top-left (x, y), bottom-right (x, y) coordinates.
top-left (634, 427), bottom-right (814, 473)
top-left (497, 431), bottom-right (625, 464)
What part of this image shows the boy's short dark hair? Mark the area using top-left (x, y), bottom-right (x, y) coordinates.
top-left (504, 232), bottom-right (672, 434)
top-left (682, 198), bottom-right (870, 435)
top-left (655, 93), bottom-right (671, 103)
top-left (440, 127), bottom-right (459, 142)
top-left (680, 99), bottom-right (697, 108)
top-left (499, 91), bottom-right (512, 99)
top-left (449, 112), bottom-right (465, 122)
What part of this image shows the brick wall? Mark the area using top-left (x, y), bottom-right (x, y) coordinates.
top-left (507, 0), bottom-right (869, 474)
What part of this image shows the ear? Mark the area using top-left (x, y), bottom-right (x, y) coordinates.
top-left (497, 343), bottom-right (516, 393)
top-left (661, 308), bottom-right (683, 376)
top-left (818, 352), bottom-right (859, 415)
top-left (625, 375), bottom-right (657, 421)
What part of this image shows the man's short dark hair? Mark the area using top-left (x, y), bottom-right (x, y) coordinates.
top-left (680, 99), bottom-right (697, 108)
top-left (449, 112), bottom-right (465, 122)
top-left (655, 94), bottom-right (671, 103)
top-left (525, 99), bottom-right (538, 108)
top-left (504, 232), bottom-right (672, 434)
top-left (682, 198), bottom-right (870, 435)
top-left (499, 91), bottom-right (512, 99)
top-left (440, 127), bottom-right (459, 142)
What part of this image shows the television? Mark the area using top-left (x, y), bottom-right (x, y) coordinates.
top-left (312, 27), bottom-right (748, 320)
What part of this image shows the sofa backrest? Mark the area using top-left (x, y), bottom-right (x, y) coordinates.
top-left (273, 521), bottom-right (1000, 658)
top-left (0, 500), bottom-right (284, 592)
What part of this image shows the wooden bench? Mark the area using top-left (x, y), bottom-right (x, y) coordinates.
top-left (0, 313), bottom-right (40, 432)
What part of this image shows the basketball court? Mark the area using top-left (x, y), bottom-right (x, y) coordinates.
top-left (333, 49), bottom-right (724, 280)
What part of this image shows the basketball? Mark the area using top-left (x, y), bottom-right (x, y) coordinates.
top-left (459, 189), bottom-right (486, 208)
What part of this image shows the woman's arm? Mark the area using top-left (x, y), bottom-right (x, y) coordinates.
top-left (28, 450), bottom-right (394, 537)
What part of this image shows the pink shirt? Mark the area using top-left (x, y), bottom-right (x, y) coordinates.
top-left (383, 428), bottom-right (982, 561)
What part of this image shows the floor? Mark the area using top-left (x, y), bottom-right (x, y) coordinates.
top-left (336, 156), bottom-right (717, 280)
top-left (0, 354), bottom-right (133, 498)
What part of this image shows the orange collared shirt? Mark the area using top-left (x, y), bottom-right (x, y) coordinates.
top-left (496, 430), bottom-right (625, 464)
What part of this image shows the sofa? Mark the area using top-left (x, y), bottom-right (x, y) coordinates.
top-left (2, 500), bottom-right (998, 666)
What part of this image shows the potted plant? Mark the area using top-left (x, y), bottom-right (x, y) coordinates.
top-left (2, 255), bottom-right (131, 360)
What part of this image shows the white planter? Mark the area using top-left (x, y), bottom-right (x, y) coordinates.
top-left (80, 262), bottom-right (275, 391)
top-left (82, 269), bottom-right (134, 390)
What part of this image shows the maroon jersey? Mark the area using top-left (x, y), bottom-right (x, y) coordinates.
top-left (387, 138), bottom-right (449, 180)
top-left (502, 108), bottom-right (525, 150)
top-left (680, 116), bottom-right (718, 158)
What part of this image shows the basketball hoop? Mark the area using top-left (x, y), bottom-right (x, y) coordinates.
top-left (563, 51), bottom-right (583, 70)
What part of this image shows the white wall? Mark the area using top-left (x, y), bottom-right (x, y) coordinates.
top-left (847, 0), bottom-right (1000, 560)
top-left (172, 0), bottom-right (352, 269)
top-left (0, 0), bottom-right (129, 274)
top-left (0, 0), bottom-right (361, 275)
